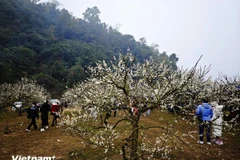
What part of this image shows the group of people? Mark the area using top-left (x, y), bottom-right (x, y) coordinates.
top-left (25, 100), bottom-right (60, 132)
top-left (25, 97), bottom-right (224, 144)
top-left (195, 98), bottom-right (224, 145)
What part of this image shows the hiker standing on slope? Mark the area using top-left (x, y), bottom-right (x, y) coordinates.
top-left (196, 97), bottom-right (213, 144)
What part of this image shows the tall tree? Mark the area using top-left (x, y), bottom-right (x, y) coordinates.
top-left (61, 51), bottom-right (208, 159)
top-left (169, 53), bottom-right (179, 70)
top-left (82, 6), bottom-right (101, 24)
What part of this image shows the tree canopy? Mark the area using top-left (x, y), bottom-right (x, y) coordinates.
top-left (0, 0), bottom-right (178, 97)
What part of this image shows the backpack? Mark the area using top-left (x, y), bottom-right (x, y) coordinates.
top-left (27, 105), bottom-right (39, 118)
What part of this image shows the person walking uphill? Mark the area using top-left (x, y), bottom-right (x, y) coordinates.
top-left (40, 100), bottom-right (51, 131)
top-left (196, 98), bottom-right (213, 144)
top-left (26, 102), bottom-right (39, 132)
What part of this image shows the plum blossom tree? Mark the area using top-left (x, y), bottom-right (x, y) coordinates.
top-left (210, 74), bottom-right (240, 126)
top-left (61, 51), bottom-right (213, 159)
top-left (171, 65), bottom-right (212, 111)
top-left (0, 77), bottom-right (50, 113)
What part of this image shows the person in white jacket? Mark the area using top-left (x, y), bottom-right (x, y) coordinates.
top-left (211, 101), bottom-right (224, 145)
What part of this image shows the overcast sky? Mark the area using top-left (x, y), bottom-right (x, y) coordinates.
top-left (41, 0), bottom-right (240, 79)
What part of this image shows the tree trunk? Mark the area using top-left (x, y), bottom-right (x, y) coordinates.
top-left (103, 111), bottom-right (111, 126)
top-left (131, 117), bottom-right (139, 160)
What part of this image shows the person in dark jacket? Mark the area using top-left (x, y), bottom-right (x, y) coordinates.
top-left (40, 100), bottom-right (51, 131)
top-left (26, 102), bottom-right (39, 132)
top-left (196, 98), bottom-right (213, 144)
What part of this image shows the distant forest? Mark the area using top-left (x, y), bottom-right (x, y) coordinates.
top-left (0, 0), bottom-right (179, 97)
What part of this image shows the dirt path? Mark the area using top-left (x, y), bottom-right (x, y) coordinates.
top-left (1, 109), bottom-right (240, 160)
top-left (0, 111), bottom-right (82, 160)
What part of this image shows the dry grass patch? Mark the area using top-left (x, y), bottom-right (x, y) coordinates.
top-left (0, 107), bottom-right (239, 160)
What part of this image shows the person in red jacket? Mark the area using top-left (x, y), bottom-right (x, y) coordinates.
top-left (51, 102), bottom-right (60, 126)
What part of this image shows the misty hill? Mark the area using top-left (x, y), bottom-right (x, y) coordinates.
top-left (0, 0), bottom-right (178, 97)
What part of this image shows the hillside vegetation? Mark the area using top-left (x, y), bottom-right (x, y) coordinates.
top-left (0, 0), bottom-right (178, 97)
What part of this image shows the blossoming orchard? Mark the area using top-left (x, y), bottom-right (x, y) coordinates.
top-left (0, 51), bottom-right (239, 159)
top-left (60, 51), bottom-right (239, 159)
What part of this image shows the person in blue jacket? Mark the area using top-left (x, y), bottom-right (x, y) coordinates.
top-left (196, 97), bottom-right (213, 144)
